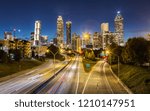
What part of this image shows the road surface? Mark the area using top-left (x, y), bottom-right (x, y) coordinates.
top-left (36, 56), bottom-right (80, 94)
top-left (0, 59), bottom-right (69, 94)
top-left (35, 57), bottom-right (131, 94)
top-left (0, 56), bottom-right (132, 94)
top-left (81, 61), bottom-right (132, 94)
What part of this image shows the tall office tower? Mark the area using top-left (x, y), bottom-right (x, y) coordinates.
top-left (72, 33), bottom-right (81, 53)
top-left (101, 23), bottom-right (109, 49)
top-left (72, 33), bottom-right (77, 50)
top-left (66, 21), bottom-right (72, 48)
top-left (57, 16), bottom-right (64, 48)
top-left (115, 11), bottom-right (124, 46)
top-left (92, 32), bottom-right (102, 49)
top-left (101, 23), bottom-right (109, 34)
top-left (30, 32), bottom-right (34, 41)
top-left (34, 20), bottom-right (41, 46)
top-left (30, 32), bottom-right (34, 46)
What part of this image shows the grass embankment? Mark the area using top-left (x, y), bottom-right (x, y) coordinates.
top-left (82, 59), bottom-right (97, 72)
top-left (0, 60), bottom-right (43, 78)
top-left (111, 64), bottom-right (150, 94)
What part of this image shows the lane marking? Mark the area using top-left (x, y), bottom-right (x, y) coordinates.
top-left (82, 70), bottom-right (93, 94)
top-left (103, 62), bottom-right (114, 94)
top-left (75, 56), bottom-right (80, 94)
top-left (82, 61), bottom-right (101, 94)
top-left (25, 69), bottom-right (38, 75)
top-left (46, 60), bottom-right (74, 94)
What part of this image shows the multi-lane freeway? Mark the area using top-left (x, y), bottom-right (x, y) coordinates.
top-left (0, 56), bottom-right (132, 94)
top-left (36, 56), bottom-right (80, 94)
top-left (81, 61), bottom-right (132, 94)
top-left (0, 59), bottom-right (69, 94)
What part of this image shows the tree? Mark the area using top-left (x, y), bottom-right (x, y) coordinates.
top-left (46, 44), bottom-right (65, 61)
top-left (91, 50), bottom-right (95, 60)
top-left (107, 43), bottom-right (122, 64)
top-left (122, 37), bottom-right (149, 65)
top-left (47, 44), bottom-right (60, 56)
top-left (93, 48), bottom-right (103, 58)
top-left (14, 49), bottom-right (22, 62)
top-left (0, 50), bottom-right (8, 63)
top-left (8, 49), bottom-right (22, 62)
top-left (85, 50), bottom-right (88, 59)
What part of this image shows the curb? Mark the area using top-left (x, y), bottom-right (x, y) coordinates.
top-left (108, 63), bottom-right (133, 94)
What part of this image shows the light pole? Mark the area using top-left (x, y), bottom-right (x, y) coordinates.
top-left (47, 49), bottom-right (59, 75)
top-left (106, 51), bottom-right (120, 79)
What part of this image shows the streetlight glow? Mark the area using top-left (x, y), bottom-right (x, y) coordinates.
top-left (106, 51), bottom-right (110, 54)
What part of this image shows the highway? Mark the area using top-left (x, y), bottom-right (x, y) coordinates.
top-left (35, 56), bottom-right (80, 94)
top-left (81, 61), bottom-right (132, 94)
top-left (0, 56), bottom-right (132, 94)
top-left (0, 59), bottom-right (69, 94)
top-left (33, 56), bottom-right (131, 94)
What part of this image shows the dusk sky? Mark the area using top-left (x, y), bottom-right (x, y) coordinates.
top-left (0, 0), bottom-right (150, 41)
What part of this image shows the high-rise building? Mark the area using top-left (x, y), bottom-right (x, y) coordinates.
top-left (30, 32), bottom-right (34, 41)
top-left (34, 20), bottom-right (41, 46)
top-left (114, 11), bottom-right (124, 46)
top-left (57, 16), bottom-right (64, 48)
top-left (66, 21), bottom-right (72, 48)
top-left (53, 38), bottom-right (57, 45)
top-left (30, 32), bottom-right (34, 46)
top-left (101, 23), bottom-right (109, 49)
top-left (41, 35), bottom-right (48, 45)
top-left (72, 33), bottom-right (77, 50)
top-left (92, 32), bottom-right (102, 49)
top-left (101, 23), bottom-right (109, 34)
top-left (72, 33), bottom-right (81, 53)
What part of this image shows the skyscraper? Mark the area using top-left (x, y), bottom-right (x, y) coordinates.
top-left (34, 20), bottom-right (41, 46)
top-left (66, 21), bottom-right (72, 48)
top-left (92, 32), bottom-right (102, 49)
top-left (101, 23), bottom-right (109, 34)
top-left (72, 33), bottom-right (81, 53)
top-left (114, 11), bottom-right (124, 46)
top-left (101, 23), bottom-right (109, 49)
top-left (57, 16), bottom-right (64, 48)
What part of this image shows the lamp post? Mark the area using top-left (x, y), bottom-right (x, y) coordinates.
top-left (47, 49), bottom-right (59, 75)
top-left (106, 51), bottom-right (120, 79)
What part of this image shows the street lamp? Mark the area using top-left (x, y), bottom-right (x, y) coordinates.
top-left (47, 49), bottom-right (59, 75)
top-left (60, 49), bottom-right (64, 53)
top-left (106, 50), bottom-right (120, 79)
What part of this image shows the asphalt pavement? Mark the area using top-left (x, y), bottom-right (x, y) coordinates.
top-left (0, 56), bottom-right (132, 94)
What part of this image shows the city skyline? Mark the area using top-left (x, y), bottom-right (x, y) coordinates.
top-left (0, 0), bottom-right (150, 41)
top-left (0, 0), bottom-right (150, 95)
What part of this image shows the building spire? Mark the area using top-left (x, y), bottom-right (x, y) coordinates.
top-left (114, 11), bottom-right (124, 46)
